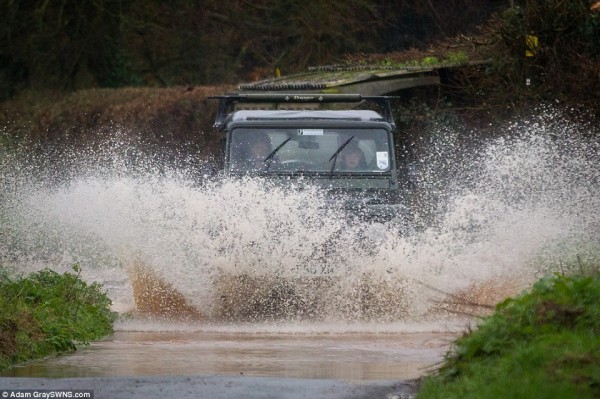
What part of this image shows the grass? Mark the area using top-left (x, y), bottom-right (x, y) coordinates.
top-left (416, 267), bottom-right (600, 399)
top-left (0, 264), bottom-right (117, 370)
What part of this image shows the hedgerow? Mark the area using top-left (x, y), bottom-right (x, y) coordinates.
top-left (417, 270), bottom-right (600, 399)
top-left (0, 265), bottom-right (117, 370)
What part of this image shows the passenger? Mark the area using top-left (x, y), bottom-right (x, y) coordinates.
top-left (341, 144), bottom-right (367, 170)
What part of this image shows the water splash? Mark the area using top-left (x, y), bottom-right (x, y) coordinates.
top-left (1, 112), bottom-right (598, 324)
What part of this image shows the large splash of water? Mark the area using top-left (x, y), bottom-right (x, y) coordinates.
top-left (1, 111), bottom-right (599, 325)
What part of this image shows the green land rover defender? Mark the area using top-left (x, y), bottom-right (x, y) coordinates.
top-left (208, 93), bottom-right (413, 319)
top-left (210, 93), bottom-right (410, 225)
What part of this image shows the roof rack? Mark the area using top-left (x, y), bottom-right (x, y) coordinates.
top-left (207, 93), bottom-right (398, 130)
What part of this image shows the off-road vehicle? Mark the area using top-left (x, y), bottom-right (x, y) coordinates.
top-left (207, 94), bottom-right (414, 320)
top-left (210, 93), bottom-right (410, 225)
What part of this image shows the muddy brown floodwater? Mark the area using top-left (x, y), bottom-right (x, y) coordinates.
top-left (2, 326), bottom-right (459, 381)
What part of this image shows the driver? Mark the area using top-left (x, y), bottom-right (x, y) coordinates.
top-left (237, 133), bottom-right (275, 171)
top-left (249, 134), bottom-right (271, 162)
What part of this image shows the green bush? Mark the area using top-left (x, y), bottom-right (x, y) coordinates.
top-left (487, 0), bottom-right (600, 104)
top-left (444, 51), bottom-right (469, 65)
top-left (417, 272), bottom-right (600, 399)
top-left (0, 265), bottom-right (117, 370)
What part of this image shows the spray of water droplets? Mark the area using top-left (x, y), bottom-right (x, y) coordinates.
top-left (1, 111), bottom-right (598, 324)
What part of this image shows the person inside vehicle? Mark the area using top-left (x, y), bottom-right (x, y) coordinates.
top-left (341, 144), bottom-right (367, 170)
top-left (237, 133), bottom-right (274, 171)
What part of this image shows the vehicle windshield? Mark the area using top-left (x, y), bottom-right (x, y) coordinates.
top-left (229, 128), bottom-right (392, 174)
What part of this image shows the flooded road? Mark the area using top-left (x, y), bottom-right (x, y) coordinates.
top-left (2, 113), bottom-right (599, 398)
top-left (2, 324), bottom-right (459, 381)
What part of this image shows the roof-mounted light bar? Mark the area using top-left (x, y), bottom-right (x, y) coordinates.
top-left (208, 93), bottom-right (398, 130)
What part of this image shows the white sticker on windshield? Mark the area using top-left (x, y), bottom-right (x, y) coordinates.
top-left (298, 129), bottom-right (323, 136)
top-left (376, 152), bottom-right (389, 169)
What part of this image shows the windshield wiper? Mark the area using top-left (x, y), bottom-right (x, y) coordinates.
top-left (264, 137), bottom-right (292, 170)
top-left (328, 135), bottom-right (354, 176)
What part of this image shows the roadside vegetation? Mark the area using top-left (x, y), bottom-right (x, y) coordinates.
top-left (0, 1), bottom-right (503, 99)
top-left (0, 85), bottom-right (232, 160)
top-left (416, 260), bottom-right (600, 399)
top-left (0, 265), bottom-right (117, 370)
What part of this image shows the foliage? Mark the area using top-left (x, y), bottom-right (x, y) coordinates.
top-left (0, 86), bottom-right (232, 160)
top-left (381, 1), bottom-right (600, 119)
top-left (444, 51), bottom-right (469, 65)
top-left (421, 56), bottom-right (440, 66)
top-left (393, 95), bottom-right (461, 144)
top-left (0, 265), bottom-right (117, 370)
top-left (534, 241), bottom-right (600, 278)
top-left (417, 271), bottom-right (600, 399)
top-left (0, 1), bottom-right (505, 99)
top-left (476, 0), bottom-right (600, 108)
